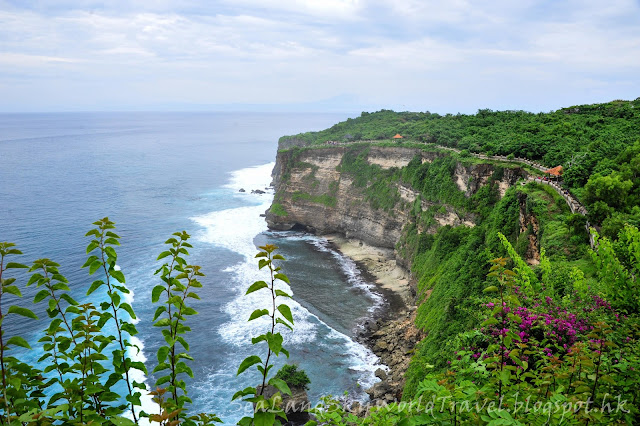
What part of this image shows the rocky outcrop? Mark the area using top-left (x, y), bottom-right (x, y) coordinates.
top-left (454, 163), bottom-right (528, 197)
top-left (266, 144), bottom-right (531, 406)
top-left (361, 309), bottom-right (424, 403)
top-left (518, 191), bottom-right (541, 264)
top-left (256, 385), bottom-right (310, 425)
top-left (267, 147), bottom-right (409, 248)
top-left (267, 146), bottom-right (526, 250)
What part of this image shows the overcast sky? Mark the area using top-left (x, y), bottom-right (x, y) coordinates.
top-left (1, 0), bottom-right (639, 113)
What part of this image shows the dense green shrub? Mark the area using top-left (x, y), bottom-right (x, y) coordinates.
top-left (274, 364), bottom-right (310, 390)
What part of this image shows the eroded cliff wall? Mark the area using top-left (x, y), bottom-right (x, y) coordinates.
top-left (266, 145), bottom-right (528, 252)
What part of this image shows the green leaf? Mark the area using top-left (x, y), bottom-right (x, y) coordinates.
top-left (6, 336), bottom-right (31, 349)
top-left (248, 309), bottom-right (270, 321)
top-left (154, 318), bottom-right (171, 327)
top-left (27, 273), bottom-right (43, 286)
top-left (500, 369), bottom-right (510, 386)
top-left (176, 336), bottom-right (190, 351)
top-left (268, 378), bottom-right (292, 396)
top-left (157, 251), bottom-right (172, 260)
top-left (57, 294), bottom-right (77, 308)
top-left (7, 306), bottom-right (38, 320)
top-left (272, 254), bottom-right (286, 260)
top-left (33, 290), bottom-right (49, 303)
top-left (51, 273), bottom-right (68, 283)
top-left (104, 247), bottom-right (118, 259)
top-left (184, 292), bottom-right (200, 300)
top-left (483, 286), bottom-right (499, 293)
top-left (153, 306), bottom-right (167, 321)
top-left (110, 291), bottom-right (121, 307)
top-left (277, 304), bottom-right (294, 324)
top-left (5, 262), bottom-right (28, 269)
top-left (274, 273), bottom-right (290, 284)
top-left (153, 363), bottom-right (170, 374)
top-left (151, 285), bottom-right (165, 303)
top-left (111, 270), bottom-right (125, 283)
top-left (266, 332), bottom-right (284, 355)
top-left (89, 259), bottom-right (102, 275)
top-left (182, 306), bottom-right (198, 316)
top-left (2, 285), bottom-right (22, 297)
top-left (481, 317), bottom-right (499, 326)
top-left (254, 411), bottom-right (276, 426)
top-left (157, 347), bottom-right (169, 364)
top-left (87, 280), bottom-right (104, 295)
top-left (232, 386), bottom-right (257, 401)
top-left (246, 280), bottom-right (269, 295)
top-left (110, 416), bottom-right (136, 426)
top-left (237, 355), bottom-right (262, 375)
top-left (275, 290), bottom-right (291, 299)
top-left (120, 302), bottom-right (137, 320)
top-left (86, 240), bottom-right (100, 254)
top-left (176, 361), bottom-right (194, 378)
top-left (276, 318), bottom-right (293, 332)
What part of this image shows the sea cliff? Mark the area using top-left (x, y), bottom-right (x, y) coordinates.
top-left (265, 142), bottom-right (531, 400)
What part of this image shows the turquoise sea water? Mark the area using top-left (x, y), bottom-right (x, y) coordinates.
top-left (0, 112), bottom-right (387, 422)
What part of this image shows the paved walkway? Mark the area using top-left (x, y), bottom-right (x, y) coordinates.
top-left (433, 146), bottom-right (589, 216)
top-left (324, 140), bottom-right (593, 237)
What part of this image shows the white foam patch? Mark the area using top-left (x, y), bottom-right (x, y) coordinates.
top-left (273, 233), bottom-right (385, 312)
top-left (224, 162), bottom-right (275, 196)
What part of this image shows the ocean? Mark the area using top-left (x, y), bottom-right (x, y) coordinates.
top-left (0, 112), bottom-right (387, 423)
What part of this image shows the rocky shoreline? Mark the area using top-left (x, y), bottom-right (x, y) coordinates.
top-left (324, 235), bottom-right (425, 407)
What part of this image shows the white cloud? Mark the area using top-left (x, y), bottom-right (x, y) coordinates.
top-left (0, 1), bottom-right (639, 112)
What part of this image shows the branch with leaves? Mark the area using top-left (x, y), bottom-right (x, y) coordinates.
top-left (233, 244), bottom-right (294, 426)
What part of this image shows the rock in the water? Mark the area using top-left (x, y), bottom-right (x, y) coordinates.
top-left (375, 368), bottom-right (387, 381)
top-left (239, 188), bottom-right (246, 192)
top-left (256, 385), bottom-right (310, 425)
top-left (251, 189), bottom-right (266, 194)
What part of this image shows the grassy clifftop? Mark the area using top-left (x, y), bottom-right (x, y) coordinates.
top-left (280, 99), bottom-right (640, 239)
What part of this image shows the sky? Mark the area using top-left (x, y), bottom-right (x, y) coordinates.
top-left (1, 0), bottom-right (639, 113)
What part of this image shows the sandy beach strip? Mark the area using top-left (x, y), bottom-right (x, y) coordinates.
top-left (324, 234), bottom-right (413, 306)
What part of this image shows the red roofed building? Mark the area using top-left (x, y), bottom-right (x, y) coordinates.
top-left (392, 133), bottom-right (403, 139)
top-left (544, 165), bottom-right (563, 181)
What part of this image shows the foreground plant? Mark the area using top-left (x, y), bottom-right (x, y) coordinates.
top-left (0, 219), bottom-right (222, 425)
top-left (150, 230), bottom-right (221, 425)
top-left (233, 244), bottom-right (295, 425)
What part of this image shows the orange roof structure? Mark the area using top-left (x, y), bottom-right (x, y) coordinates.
top-left (544, 166), bottom-right (563, 176)
top-left (392, 133), bottom-right (403, 139)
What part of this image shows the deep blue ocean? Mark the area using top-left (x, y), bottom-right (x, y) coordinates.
top-left (0, 112), bottom-right (387, 423)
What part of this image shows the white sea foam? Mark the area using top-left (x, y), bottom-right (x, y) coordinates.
top-left (190, 162), bottom-right (383, 395)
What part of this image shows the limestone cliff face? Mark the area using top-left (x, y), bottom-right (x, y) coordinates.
top-left (518, 191), bottom-right (541, 264)
top-left (268, 147), bottom-right (412, 248)
top-left (266, 145), bottom-right (528, 253)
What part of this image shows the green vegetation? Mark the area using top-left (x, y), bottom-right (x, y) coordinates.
top-left (291, 191), bottom-right (337, 208)
top-left (269, 202), bottom-right (288, 217)
top-left (281, 99), bottom-right (640, 234)
top-left (274, 364), bottom-right (310, 390)
top-left (233, 244), bottom-right (296, 426)
top-left (311, 227), bottom-right (640, 424)
top-left (0, 220), bottom-right (300, 425)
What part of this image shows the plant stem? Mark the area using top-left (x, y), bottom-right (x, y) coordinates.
top-left (99, 233), bottom-right (138, 424)
top-left (259, 251), bottom-right (277, 396)
top-left (0, 255), bottom-right (8, 425)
